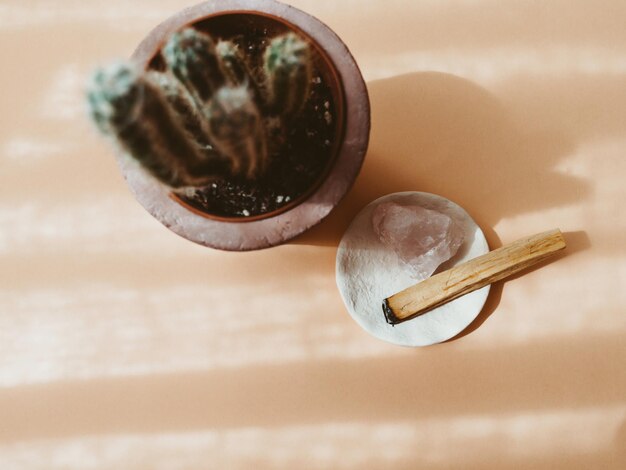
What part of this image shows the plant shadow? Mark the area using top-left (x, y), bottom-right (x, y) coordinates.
top-left (296, 71), bottom-right (588, 247)
top-left (293, 71), bottom-right (591, 338)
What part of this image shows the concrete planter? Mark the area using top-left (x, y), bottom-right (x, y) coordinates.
top-left (121, 0), bottom-right (370, 250)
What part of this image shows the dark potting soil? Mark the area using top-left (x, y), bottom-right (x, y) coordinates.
top-left (151, 14), bottom-right (341, 219)
top-left (180, 74), bottom-right (337, 218)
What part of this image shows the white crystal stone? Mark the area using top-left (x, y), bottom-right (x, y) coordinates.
top-left (372, 201), bottom-right (465, 280)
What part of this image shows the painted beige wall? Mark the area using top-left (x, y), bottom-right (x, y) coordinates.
top-left (0, 0), bottom-right (624, 468)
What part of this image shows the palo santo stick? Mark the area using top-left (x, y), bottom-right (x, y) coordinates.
top-left (382, 229), bottom-right (566, 325)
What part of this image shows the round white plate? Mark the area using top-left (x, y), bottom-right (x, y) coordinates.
top-left (336, 192), bottom-right (490, 347)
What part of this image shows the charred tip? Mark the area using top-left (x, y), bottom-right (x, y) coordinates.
top-left (382, 299), bottom-right (400, 326)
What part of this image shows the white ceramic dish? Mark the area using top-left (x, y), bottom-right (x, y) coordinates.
top-left (336, 191), bottom-right (490, 346)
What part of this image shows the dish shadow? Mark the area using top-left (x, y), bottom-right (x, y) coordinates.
top-left (295, 71), bottom-right (589, 247)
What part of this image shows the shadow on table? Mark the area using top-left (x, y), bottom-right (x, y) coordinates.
top-left (1, 331), bottom-right (623, 470)
top-left (295, 71), bottom-right (588, 249)
top-left (294, 71), bottom-right (590, 338)
top-left (447, 229), bottom-right (591, 342)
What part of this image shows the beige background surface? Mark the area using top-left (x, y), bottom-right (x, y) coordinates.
top-left (1, 0), bottom-right (625, 468)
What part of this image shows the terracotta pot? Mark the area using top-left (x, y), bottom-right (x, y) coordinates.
top-left (122, 0), bottom-right (370, 251)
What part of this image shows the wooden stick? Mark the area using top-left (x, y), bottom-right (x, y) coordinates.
top-left (382, 229), bottom-right (566, 325)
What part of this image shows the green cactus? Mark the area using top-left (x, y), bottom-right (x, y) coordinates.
top-left (163, 28), bottom-right (226, 105)
top-left (146, 71), bottom-right (218, 158)
top-left (264, 32), bottom-right (312, 117)
top-left (217, 40), bottom-right (267, 110)
top-left (216, 41), bottom-right (250, 86)
top-left (87, 63), bottom-right (229, 188)
top-left (207, 85), bottom-right (268, 179)
top-left (88, 63), bottom-right (141, 135)
top-left (88, 26), bottom-right (315, 190)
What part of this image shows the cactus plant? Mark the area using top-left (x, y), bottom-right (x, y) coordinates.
top-left (162, 28), bottom-right (226, 105)
top-left (215, 40), bottom-right (252, 87)
top-left (207, 85), bottom-right (268, 179)
top-left (87, 63), bottom-right (230, 188)
top-left (88, 26), bottom-right (313, 191)
top-left (264, 33), bottom-right (312, 117)
top-left (146, 71), bottom-right (222, 161)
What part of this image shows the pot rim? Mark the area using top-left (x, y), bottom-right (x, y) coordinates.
top-left (124, 0), bottom-right (370, 250)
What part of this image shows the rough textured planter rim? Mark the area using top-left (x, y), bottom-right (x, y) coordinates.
top-left (122, 0), bottom-right (370, 251)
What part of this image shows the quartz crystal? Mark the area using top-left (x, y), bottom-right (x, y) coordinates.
top-left (372, 202), bottom-right (465, 280)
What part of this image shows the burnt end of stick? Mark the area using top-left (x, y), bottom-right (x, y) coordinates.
top-left (382, 299), bottom-right (401, 326)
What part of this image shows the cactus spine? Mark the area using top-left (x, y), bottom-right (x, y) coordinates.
top-left (163, 28), bottom-right (226, 105)
top-left (216, 41), bottom-right (251, 86)
top-left (146, 71), bottom-right (218, 158)
top-left (264, 33), bottom-right (312, 117)
top-left (207, 85), bottom-right (268, 179)
top-left (88, 26), bottom-right (315, 190)
top-left (87, 63), bottom-right (228, 188)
